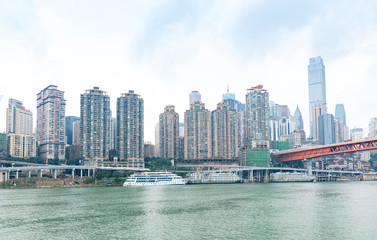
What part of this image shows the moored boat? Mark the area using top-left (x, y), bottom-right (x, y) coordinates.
top-left (123, 172), bottom-right (188, 186)
top-left (187, 171), bottom-right (242, 184)
top-left (269, 172), bottom-right (316, 182)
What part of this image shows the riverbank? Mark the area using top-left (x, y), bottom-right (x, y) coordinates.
top-left (0, 177), bottom-right (125, 189)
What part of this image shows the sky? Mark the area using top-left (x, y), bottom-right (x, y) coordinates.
top-left (1, 0), bottom-right (377, 143)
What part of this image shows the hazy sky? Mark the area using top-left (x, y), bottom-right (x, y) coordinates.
top-left (1, 0), bottom-right (377, 143)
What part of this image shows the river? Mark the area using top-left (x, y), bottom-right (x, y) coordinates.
top-left (1, 182), bottom-right (377, 239)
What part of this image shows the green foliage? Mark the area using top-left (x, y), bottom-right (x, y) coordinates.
top-left (84, 177), bottom-right (94, 184)
top-left (144, 157), bottom-right (175, 171)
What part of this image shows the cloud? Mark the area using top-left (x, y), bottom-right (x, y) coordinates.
top-left (1, 0), bottom-right (377, 142)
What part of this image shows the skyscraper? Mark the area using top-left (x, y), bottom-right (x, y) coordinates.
top-left (293, 105), bottom-right (304, 130)
top-left (117, 90), bottom-right (144, 168)
top-left (211, 102), bottom-right (238, 159)
top-left (245, 85), bottom-right (270, 149)
top-left (6, 98), bottom-right (33, 135)
top-left (335, 104), bottom-right (347, 126)
top-left (222, 87), bottom-right (245, 113)
top-left (159, 105), bottom-right (179, 159)
top-left (110, 117), bottom-right (116, 150)
top-left (6, 98), bottom-right (36, 158)
top-left (189, 91), bottom-right (201, 107)
top-left (37, 85), bottom-right (66, 160)
top-left (80, 87), bottom-right (111, 165)
top-left (184, 102), bottom-right (211, 160)
top-left (368, 118), bottom-right (377, 139)
top-left (308, 56), bottom-right (327, 137)
top-left (312, 103), bottom-right (327, 141)
top-left (65, 116), bottom-right (80, 145)
top-left (318, 114), bottom-right (335, 145)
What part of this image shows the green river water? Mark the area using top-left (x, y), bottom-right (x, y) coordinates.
top-left (1, 182), bottom-right (377, 240)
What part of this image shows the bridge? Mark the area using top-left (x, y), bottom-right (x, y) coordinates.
top-left (274, 138), bottom-right (377, 162)
top-left (0, 160), bottom-right (149, 183)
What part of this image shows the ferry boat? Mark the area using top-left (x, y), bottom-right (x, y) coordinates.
top-left (269, 172), bottom-right (316, 182)
top-left (123, 172), bottom-right (188, 186)
top-left (187, 171), bottom-right (242, 184)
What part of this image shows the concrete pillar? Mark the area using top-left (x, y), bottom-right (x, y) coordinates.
top-left (307, 159), bottom-right (313, 176)
top-left (264, 170), bottom-right (269, 183)
top-left (72, 169), bottom-right (75, 178)
top-left (28, 171), bottom-right (31, 178)
top-left (251, 170), bottom-right (254, 182)
top-left (93, 169), bottom-right (96, 178)
top-left (39, 170), bottom-right (43, 178)
top-left (16, 170), bottom-right (19, 179)
top-left (80, 169), bottom-right (83, 178)
top-left (88, 169), bottom-right (91, 177)
top-left (53, 169), bottom-right (57, 179)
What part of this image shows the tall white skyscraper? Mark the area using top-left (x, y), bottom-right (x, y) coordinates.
top-left (308, 56), bottom-right (327, 138)
top-left (37, 85), bottom-right (66, 160)
top-left (189, 91), bottom-right (201, 107)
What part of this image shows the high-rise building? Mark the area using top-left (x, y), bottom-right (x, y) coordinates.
top-left (335, 104), bottom-right (347, 126)
top-left (334, 117), bottom-right (345, 143)
top-left (155, 122), bottom-right (160, 157)
top-left (293, 105), bottom-right (304, 130)
top-left (269, 117), bottom-right (295, 142)
top-left (189, 91), bottom-right (201, 107)
top-left (37, 85), bottom-right (66, 160)
top-left (65, 116), bottom-right (80, 145)
top-left (6, 98), bottom-right (33, 135)
top-left (318, 114), bottom-right (335, 145)
top-left (80, 87), bottom-right (111, 165)
top-left (179, 122), bottom-right (184, 137)
top-left (72, 121), bottom-right (80, 146)
top-left (144, 142), bottom-right (156, 158)
top-left (0, 133), bottom-right (7, 157)
top-left (184, 102), bottom-right (211, 160)
top-left (211, 102), bottom-right (238, 159)
top-left (312, 103), bottom-right (327, 141)
top-left (237, 110), bottom-right (246, 149)
top-left (245, 85), bottom-right (270, 149)
top-left (222, 87), bottom-right (245, 113)
top-left (117, 90), bottom-right (144, 168)
top-left (159, 105), bottom-right (179, 159)
top-left (368, 118), bottom-right (377, 139)
top-left (6, 98), bottom-right (36, 158)
top-left (178, 136), bottom-right (184, 160)
top-left (7, 134), bottom-right (36, 158)
top-left (270, 101), bottom-right (290, 121)
top-left (110, 117), bottom-right (116, 150)
top-left (308, 56), bottom-right (327, 137)
top-left (351, 128), bottom-right (364, 141)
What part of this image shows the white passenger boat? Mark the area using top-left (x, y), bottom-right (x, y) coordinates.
top-left (123, 172), bottom-right (188, 186)
top-left (270, 172), bottom-right (316, 182)
top-left (187, 171), bottom-right (242, 184)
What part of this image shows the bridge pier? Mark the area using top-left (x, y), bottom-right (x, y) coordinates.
top-left (15, 170), bottom-right (19, 179)
top-left (306, 159), bottom-right (313, 176)
top-left (80, 169), bottom-right (83, 178)
top-left (28, 171), bottom-right (31, 178)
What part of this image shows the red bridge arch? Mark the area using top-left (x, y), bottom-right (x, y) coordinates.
top-left (274, 138), bottom-right (377, 162)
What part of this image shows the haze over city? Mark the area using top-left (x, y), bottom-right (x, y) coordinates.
top-left (1, 0), bottom-right (377, 142)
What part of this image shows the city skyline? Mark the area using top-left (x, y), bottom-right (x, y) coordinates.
top-left (1, 1), bottom-right (377, 143)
